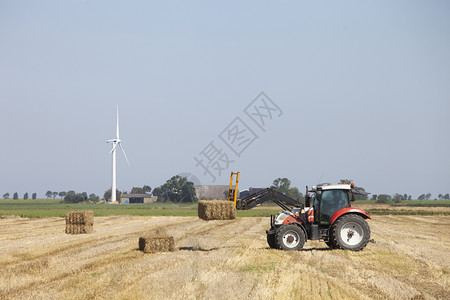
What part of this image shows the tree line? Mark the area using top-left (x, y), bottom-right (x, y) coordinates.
top-left (102, 176), bottom-right (198, 203)
top-left (2, 192), bottom-right (37, 200)
top-left (370, 193), bottom-right (450, 203)
top-left (1, 191), bottom-right (100, 202)
top-left (1, 175), bottom-right (198, 204)
top-left (98, 176), bottom-right (197, 203)
top-left (267, 178), bottom-right (450, 204)
top-left (2, 178), bottom-right (449, 203)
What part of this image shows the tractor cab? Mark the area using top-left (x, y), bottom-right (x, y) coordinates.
top-left (306, 184), bottom-right (354, 225)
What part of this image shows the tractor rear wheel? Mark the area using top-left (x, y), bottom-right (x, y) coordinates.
top-left (332, 214), bottom-right (370, 251)
top-left (267, 229), bottom-right (278, 249)
top-left (276, 225), bottom-right (305, 251)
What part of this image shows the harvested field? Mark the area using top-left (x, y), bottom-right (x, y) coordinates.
top-left (0, 215), bottom-right (448, 299)
top-left (198, 200), bottom-right (236, 220)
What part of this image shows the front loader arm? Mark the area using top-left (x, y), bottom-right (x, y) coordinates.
top-left (236, 187), bottom-right (303, 210)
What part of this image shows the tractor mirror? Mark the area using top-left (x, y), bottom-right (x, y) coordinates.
top-left (305, 196), bottom-right (310, 207)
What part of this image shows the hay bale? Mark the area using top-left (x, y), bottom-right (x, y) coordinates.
top-left (197, 200), bottom-right (236, 220)
top-left (139, 228), bottom-right (175, 253)
top-left (65, 224), bottom-right (94, 234)
top-left (65, 223), bottom-right (94, 234)
top-left (65, 211), bottom-right (94, 225)
top-left (65, 211), bottom-right (94, 234)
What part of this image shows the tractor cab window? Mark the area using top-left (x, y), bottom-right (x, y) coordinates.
top-left (319, 190), bottom-right (350, 224)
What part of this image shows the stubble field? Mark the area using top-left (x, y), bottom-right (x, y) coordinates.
top-left (0, 214), bottom-right (448, 299)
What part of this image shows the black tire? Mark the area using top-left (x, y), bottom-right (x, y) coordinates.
top-left (331, 214), bottom-right (370, 251)
top-left (267, 229), bottom-right (278, 249)
top-left (325, 237), bottom-right (338, 249)
top-left (276, 224), bottom-right (305, 251)
top-left (325, 230), bottom-right (340, 249)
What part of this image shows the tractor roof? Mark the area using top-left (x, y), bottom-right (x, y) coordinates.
top-left (311, 183), bottom-right (351, 191)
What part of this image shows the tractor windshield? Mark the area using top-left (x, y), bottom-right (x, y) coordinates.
top-left (319, 190), bottom-right (350, 224)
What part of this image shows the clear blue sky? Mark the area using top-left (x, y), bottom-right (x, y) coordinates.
top-left (1, 1), bottom-right (449, 199)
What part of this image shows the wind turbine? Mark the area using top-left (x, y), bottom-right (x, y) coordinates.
top-left (107, 106), bottom-right (130, 202)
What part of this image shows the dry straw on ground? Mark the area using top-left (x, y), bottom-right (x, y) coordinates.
top-left (198, 200), bottom-right (236, 220)
top-left (65, 211), bottom-right (94, 234)
top-left (139, 228), bottom-right (175, 253)
top-left (0, 215), bottom-right (449, 299)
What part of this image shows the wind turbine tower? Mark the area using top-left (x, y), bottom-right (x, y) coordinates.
top-left (107, 106), bottom-right (130, 202)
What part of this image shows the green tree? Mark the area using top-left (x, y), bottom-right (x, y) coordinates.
top-left (154, 175), bottom-right (197, 203)
top-left (64, 192), bottom-right (85, 203)
top-left (59, 191), bottom-right (66, 199)
top-left (13, 192), bottom-right (19, 200)
top-left (181, 181), bottom-right (197, 203)
top-left (131, 187), bottom-right (144, 194)
top-left (103, 189), bottom-right (122, 202)
top-left (32, 193), bottom-right (37, 200)
top-left (131, 185), bottom-right (152, 194)
top-left (24, 192), bottom-right (29, 200)
top-left (45, 191), bottom-right (52, 199)
top-left (371, 194), bottom-right (377, 201)
top-left (272, 178), bottom-right (292, 195)
top-left (444, 193), bottom-right (450, 200)
top-left (143, 185), bottom-right (151, 193)
top-left (3, 193), bottom-right (10, 199)
top-left (272, 178), bottom-right (303, 201)
top-left (376, 194), bottom-right (392, 204)
top-left (418, 194), bottom-right (425, 200)
top-left (425, 193), bottom-right (432, 200)
top-left (52, 192), bottom-right (58, 199)
top-left (88, 193), bottom-right (100, 202)
top-left (81, 192), bottom-right (88, 201)
top-left (393, 193), bottom-right (403, 203)
top-left (152, 187), bottom-right (162, 198)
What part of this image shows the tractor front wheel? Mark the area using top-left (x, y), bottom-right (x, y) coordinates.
top-left (267, 228), bottom-right (278, 249)
top-left (332, 214), bottom-right (370, 251)
top-left (276, 225), bottom-right (305, 251)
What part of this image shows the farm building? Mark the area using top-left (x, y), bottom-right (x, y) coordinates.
top-left (194, 185), bottom-right (239, 200)
top-left (120, 194), bottom-right (158, 204)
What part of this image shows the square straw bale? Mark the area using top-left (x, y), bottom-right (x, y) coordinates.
top-left (197, 200), bottom-right (236, 220)
top-left (65, 223), bottom-right (94, 234)
top-left (65, 211), bottom-right (94, 225)
top-left (139, 229), bottom-right (175, 253)
top-left (65, 211), bottom-right (94, 234)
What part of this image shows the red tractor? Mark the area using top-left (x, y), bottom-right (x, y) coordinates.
top-left (237, 183), bottom-right (371, 251)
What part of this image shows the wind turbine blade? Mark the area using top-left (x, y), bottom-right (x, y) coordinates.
top-left (119, 143), bottom-right (131, 166)
top-left (110, 143), bottom-right (118, 154)
top-left (116, 105), bottom-right (120, 139)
